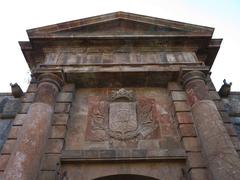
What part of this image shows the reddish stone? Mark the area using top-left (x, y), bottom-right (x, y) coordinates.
top-left (179, 124), bottom-right (196, 137)
top-left (62, 84), bottom-right (75, 92)
top-left (26, 83), bottom-right (37, 93)
top-left (0, 155), bottom-right (9, 171)
top-left (171, 91), bottom-right (187, 101)
top-left (49, 126), bottom-right (66, 139)
top-left (8, 126), bottom-right (19, 139)
top-left (1, 139), bottom-right (16, 154)
top-left (182, 137), bottom-right (201, 152)
top-left (224, 123), bottom-right (237, 136)
top-left (21, 93), bottom-right (35, 103)
top-left (38, 171), bottom-right (55, 180)
top-left (189, 168), bottom-right (209, 180)
top-left (176, 112), bottom-right (193, 124)
top-left (173, 102), bottom-right (191, 112)
top-left (52, 114), bottom-right (69, 125)
top-left (54, 103), bottom-right (71, 113)
top-left (187, 152), bottom-right (206, 168)
top-left (19, 103), bottom-right (31, 114)
top-left (41, 154), bottom-right (60, 170)
top-left (4, 103), bottom-right (54, 180)
top-left (46, 139), bottom-right (64, 153)
top-left (35, 82), bottom-right (59, 106)
top-left (3, 73), bottom-right (62, 180)
top-left (183, 71), bottom-right (240, 180)
top-left (13, 114), bottom-right (27, 126)
top-left (168, 82), bottom-right (183, 91)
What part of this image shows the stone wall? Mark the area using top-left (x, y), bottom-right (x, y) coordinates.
top-left (58, 87), bottom-right (187, 180)
top-left (221, 92), bottom-right (240, 156)
top-left (0, 93), bottom-right (21, 177)
top-left (168, 82), bottom-right (209, 180)
top-left (37, 84), bottom-right (75, 180)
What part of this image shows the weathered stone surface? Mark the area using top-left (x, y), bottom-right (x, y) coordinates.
top-left (3, 73), bottom-right (63, 180)
top-left (173, 102), bottom-right (191, 112)
top-left (62, 84), bottom-right (75, 92)
top-left (230, 117), bottom-right (240, 137)
top-left (1, 139), bottom-right (16, 154)
top-left (3, 103), bottom-right (54, 180)
top-left (220, 112), bottom-right (231, 123)
top-left (50, 51), bottom-right (197, 66)
top-left (224, 123), bottom-right (237, 136)
top-left (209, 91), bottom-right (220, 100)
top-left (35, 82), bottom-right (59, 106)
top-left (183, 71), bottom-right (240, 180)
top-left (52, 114), bottom-right (69, 125)
top-left (187, 152), bottom-right (206, 168)
top-left (192, 100), bottom-right (240, 180)
top-left (179, 124), bottom-right (196, 137)
top-left (61, 148), bottom-right (186, 160)
top-left (49, 126), bottom-right (66, 139)
top-left (26, 83), bottom-right (37, 93)
top-left (54, 103), bottom-right (71, 113)
top-left (182, 137), bottom-right (201, 152)
top-left (46, 139), bottom-right (64, 153)
top-left (21, 93), bottom-right (35, 103)
top-left (19, 103), bottom-right (31, 114)
top-left (65, 87), bottom-right (183, 162)
top-left (1, 98), bottom-right (21, 118)
top-left (222, 93), bottom-right (240, 114)
top-left (41, 154), bottom-right (60, 170)
top-left (231, 137), bottom-right (240, 150)
top-left (0, 119), bottom-right (12, 151)
top-left (189, 168), bottom-right (209, 180)
top-left (37, 171), bottom-right (55, 180)
top-left (7, 126), bottom-right (19, 139)
top-left (171, 91), bottom-right (187, 101)
top-left (214, 100), bottom-right (225, 111)
top-left (56, 92), bottom-right (73, 103)
top-left (0, 154), bottom-right (9, 170)
top-left (60, 161), bottom-right (185, 180)
top-left (176, 112), bottom-right (193, 124)
top-left (13, 114), bottom-right (27, 126)
top-left (6, 12), bottom-right (230, 180)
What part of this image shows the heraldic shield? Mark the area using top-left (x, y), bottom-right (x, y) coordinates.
top-left (86, 88), bottom-right (158, 142)
top-left (109, 102), bottom-right (137, 140)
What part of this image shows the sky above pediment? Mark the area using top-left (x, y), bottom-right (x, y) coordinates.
top-left (0, 0), bottom-right (239, 92)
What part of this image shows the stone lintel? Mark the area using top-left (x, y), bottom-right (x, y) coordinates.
top-left (60, 149), bottom-right (186, 163)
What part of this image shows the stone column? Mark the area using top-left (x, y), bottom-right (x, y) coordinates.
top-left (3, 73), bottom-right (63, 180)
top-left (182, 70), bottom-right (240, 180)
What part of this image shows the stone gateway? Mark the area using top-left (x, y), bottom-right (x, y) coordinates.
top-left (0, 12), bottom-right (240, 180)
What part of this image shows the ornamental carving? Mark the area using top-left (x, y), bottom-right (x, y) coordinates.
top-left (110, 88), bottom-right (135, 101)
top-left (86, 89), bottom-right (158, 142)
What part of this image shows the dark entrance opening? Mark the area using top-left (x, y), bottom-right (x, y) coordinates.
top-left (94, 174), bottom-right (159, 180)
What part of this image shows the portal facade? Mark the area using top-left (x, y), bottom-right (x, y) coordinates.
top-left (0, 12), bottom-right (240, 180)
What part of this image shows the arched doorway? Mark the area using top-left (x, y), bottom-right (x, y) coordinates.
top-left (94, 174), bottom-right (159, 180)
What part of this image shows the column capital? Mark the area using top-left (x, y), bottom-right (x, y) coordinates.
top-left (181, 70), bottom-right (206, 87)
top-left (37, 72), bottom-right (64, 91)
top-left (34, 71), bottom-right (64, 106)
top-left (180, 70), bottom-right (210, 106)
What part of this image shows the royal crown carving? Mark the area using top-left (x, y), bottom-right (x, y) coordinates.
top-left (110, 88), bottom-right (135, 101)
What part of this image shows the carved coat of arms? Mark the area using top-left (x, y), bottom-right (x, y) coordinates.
top-left (86, 89), bottom-right (158, 142)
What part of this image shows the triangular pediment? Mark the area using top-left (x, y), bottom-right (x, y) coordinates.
top-left (27, 12), bottom-right (214, 39)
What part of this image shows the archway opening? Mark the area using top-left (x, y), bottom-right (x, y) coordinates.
top-left (94, 174), bottom-right (159, 180)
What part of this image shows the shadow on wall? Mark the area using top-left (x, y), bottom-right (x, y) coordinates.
top-left (94, 174), bottom-right (159, 180)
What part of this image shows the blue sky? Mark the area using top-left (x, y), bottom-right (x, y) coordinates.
top-left (0, 0), bottom-right (239, 92)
